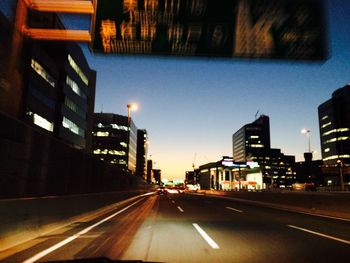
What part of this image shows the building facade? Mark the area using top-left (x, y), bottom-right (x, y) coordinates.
top-left (1, 10), bottom-right (96, 152)
top-left (232, 115), bottom-right (295, 187)
top-left (198, 157), bottom-right (264, 191)
top-left (318, 84), bottom-right (350, 165)
top-left (136, 129), bottom-right (148, 179)
top-left (92, 113), bottom-right (138, 174)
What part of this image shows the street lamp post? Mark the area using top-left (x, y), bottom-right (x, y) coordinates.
top-left (301, 128), bottom-right (311, 153)
top-left (337, 159), bottom-right (345, 191)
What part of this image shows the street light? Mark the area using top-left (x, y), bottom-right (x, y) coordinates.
top-left (337, 159), bottom-right (345, 191)
top-left (301, 128), bottom-right (311, 153)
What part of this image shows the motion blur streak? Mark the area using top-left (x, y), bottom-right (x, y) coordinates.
top-left (22, 198), bottom-right (145, 263)
top-left (192, 223), bottom-right (220, 249)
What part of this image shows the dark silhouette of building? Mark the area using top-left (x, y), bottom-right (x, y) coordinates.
top-left (153, 169), bottom-right (161, 184)
top-left (92, 113), bottom-right (138, 174)
top-left (295, 152), bottom-right (323, 185)
top-left (318, 84), bottom-right (350, 166)
top-left (136, 129), bottom-right (148, 179)
top-left (185, 170), bottom-right (200, 186)
top-left (318, 84), bottom-right (350, 186)
top-left (232, 115), bottom-right (295, 188)
top-left (147, 159), bottom-right (153, 183)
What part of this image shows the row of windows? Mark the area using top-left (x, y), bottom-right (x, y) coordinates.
top-left (31, 59), bottom-right (56, 88)
top-left (110, 159), bottom-right (127, 165)
top-left (323, 136), bottom-right (350, 145)
top-left (323, 155), bottom-right (350, 161)
top-left (66, 76), bottom-right (87, 99)
top-left (322, 128), bottom-right (349, 137)
top-left (65, 97), bottom-right (86, 119)
top-left (321, 121), bottom-right (332, 129)
top-left (62, 116), bottom-right (85, 138)
top-left (68, 54), bottom-right (89, 86)
top-left (97, 123), bottom-right (129, 131)
top-left (93, 149), bottom-right (126, 156)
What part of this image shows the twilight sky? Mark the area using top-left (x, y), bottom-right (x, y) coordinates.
top-left (84, 0), bottom-right (349, 180)
top-left (2, 0), bottom-right (349, 180)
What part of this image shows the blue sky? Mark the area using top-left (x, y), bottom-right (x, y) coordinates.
top-left (79, 0), bottom-right (350, 179)
top-left (1, 0), bottom-right (349, 180)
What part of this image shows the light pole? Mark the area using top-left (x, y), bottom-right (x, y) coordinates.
top-left (337, 159), bottom-right (345, 191)
top-left (301, 128), bottom-right (311, 153)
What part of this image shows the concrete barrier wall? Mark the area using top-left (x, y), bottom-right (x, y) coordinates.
top-left (0, 190), bottom-right (152, 251)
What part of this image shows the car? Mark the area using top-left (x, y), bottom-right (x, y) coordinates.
top-left (157, 186), bottom-right (167, 195)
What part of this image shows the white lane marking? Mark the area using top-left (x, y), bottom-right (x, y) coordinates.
top-left (287, 225), bottom-right (350, 245)
top-left (172, 200), bottom-right (175, 204)
top-left (23, 198), bottom-right (145, 263)
top-left (226, 206), bottom-right (243, 213)
top-left (192, 223), bottom-right (220, 249)
top-left (177, 206), bottom-right (184, 213)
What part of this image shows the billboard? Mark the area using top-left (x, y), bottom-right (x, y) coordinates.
top-left (91, 0), bottom-right (327, 60)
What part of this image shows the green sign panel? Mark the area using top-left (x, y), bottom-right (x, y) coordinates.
top-left (91, 0), bottom-right (327, 60)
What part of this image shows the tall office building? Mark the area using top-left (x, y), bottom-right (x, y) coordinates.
top-left (136, 129), bottom-right (148, 179)
top-left (1, 10), bottom-right (96, 151)
top-left (232, 115), bottom-right (270, 162)
top-left (92, 113), bottom-right (138, 174)
top-left (232, 115), bottom-right (295, 187)
top-left (318, 84), bottom-right (350, 165)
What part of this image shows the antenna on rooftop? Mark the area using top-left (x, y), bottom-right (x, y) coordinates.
top-left (255, 109), bottom-right (260, 120)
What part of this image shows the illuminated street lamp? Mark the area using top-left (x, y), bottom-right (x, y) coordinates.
top-left (301, 128), bottom-right (311, 153)
top-left (337, 159), bottom-right (345, 191)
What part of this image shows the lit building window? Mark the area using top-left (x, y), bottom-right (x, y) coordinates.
top-left (120, 142), bottom-right (127, 147)
top-left (31, 59), bottom-right (55, 87)
top-left (324, 155), bottom-right (350, 161)
top-left (111, 124), bottom-right (129, 131)
top-left (250, 144), bottom-right (264, 148)
top-left (27, 111), bottom-right (54, 132)
top-left (324, 148), bottom-right (330, 153)
top-left (95, 131), bottom-right (109, 137)
top-left (68, 54), bottom-right (89, 86)
top-left (62, 116), bottom-right (85, 138)
top-left (250, 135), bottom-right (259, 139)
top-left (322, 128), bottom-right (350, 137)
top-left (321, 122), bottom-right (332, 129)
top-left (66, 76), bottom-right (87, 99)
top-left (321, 115), bottom-right (329, 120)
top-left (119, 160), bottom-right (127, 165)
top-left (108, 150), bottom-right (126, 156)
top-left (97, 123), bottom-right (104, 128)
top-left (324, 137), bottom-right (349, 144)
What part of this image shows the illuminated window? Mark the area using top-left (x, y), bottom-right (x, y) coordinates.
top-left (120, 142), bottom-right (127, 148)
top-left (66, 76), bottom-right (87, 99)
top-left (119, 160), bottom-right (127, 165)
top-left (111, 124), bottom-right (129, 131)
top-left (324, 155), bottom-right (350, 161)
top-left (324, 148), bottom-right (330, 153)
top-left (108, 150), bottom-right (126, 156)
top-left (27, 111), bottom-right (54, 132)
top-left (95, 131), bottom-right (109, 137)
top-left (62, 116), bottom-right (85, 138)
top-left (250, 135), bottom-right (259, 139)
top-left (64, 97), bottom-right (86, 118)
top-left (324, 137), bottom-right (349, 144)
top-left (322, 128), bottom-right (349, 137)
top-left (321, 115), bottom-right (329, 120)
top-left (321, 122), bottom-right (332, 129)
top-left (97, 123), bottom-right (104, 128)
top-left (68, 54), bottom-right (89, 85)
top-left (250, 144), bottom-right (264, 148)
top-left (31, 59), bottom-right (55, 87)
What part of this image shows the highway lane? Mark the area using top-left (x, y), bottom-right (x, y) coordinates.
top-left (1, 192), bottom-right (349, 262)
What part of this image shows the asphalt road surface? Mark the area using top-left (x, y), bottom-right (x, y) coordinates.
top-left (1, 192), bottom-right (350, 262)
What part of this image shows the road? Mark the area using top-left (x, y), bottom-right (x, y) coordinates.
top-left (1, 192), bottom-right (350, 262)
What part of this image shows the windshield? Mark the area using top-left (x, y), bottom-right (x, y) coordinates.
top-left (0, 0), bottom-right (350, 262)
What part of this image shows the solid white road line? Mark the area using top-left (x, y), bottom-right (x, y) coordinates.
top-left (192, 223), bottom-right (220, 249)
top-left (177, 206), bottom-right (184, 212)
top-left (226, 206), bottom-right (243, 213)
top-left (172, 200), bottom-right (175, 204)
top-left (23, 198), bottom-right (145, 263)
top-left (287, 225), bottom-right (350, 245)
